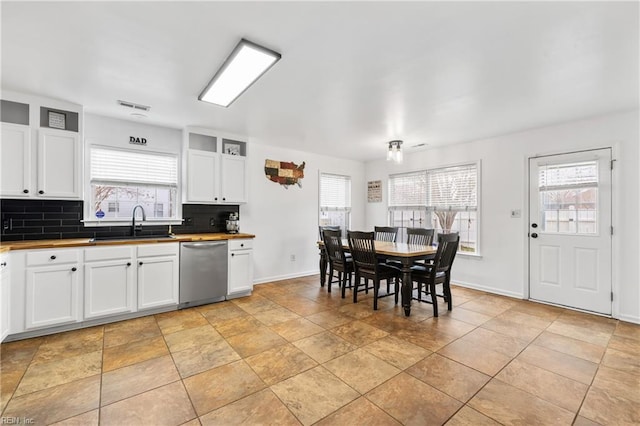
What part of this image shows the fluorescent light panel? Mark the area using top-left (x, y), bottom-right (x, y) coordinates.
top-left (199, 39), bottom-right (281, 107)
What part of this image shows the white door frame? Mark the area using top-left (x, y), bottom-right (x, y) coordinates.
top-left (525, 147), bottom-right (616, 317)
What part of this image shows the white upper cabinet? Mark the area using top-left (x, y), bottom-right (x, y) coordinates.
top-left (183, 127), bottom-right (248, 204)
top-left (0, 93), bottom-right (83, 200)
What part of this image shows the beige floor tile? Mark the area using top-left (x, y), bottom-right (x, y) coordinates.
top-left (172, 338), bottom-right (241, 378)
top-left (607, 334), bottom-right (640, 355)
top-left (361, 335), bottom-right (431, 370)
top-left (1, 337), bottom-right (43, 410)
top-left (532, 331), bottom-right (606, 363)
top-left (271, 366), bottom-right (359, 426)
top-left (468, 379), bottom-right (574, 425)
top-left (579, 385), bottom-right (640, 425)
top-left (421, 316), bottom-right (477, 337)
top-left (101, 355), bottom-right (180, 405)
top-left (100, 381), bottom-right (196, 425)
top-left (496, 309), bottom-right (554, 329)
top-left (103, 315), bottom-right (161, 348)
top-left (547, 320), bottom-right (613, 347)
top-left (32, 326), bottom-right (103, 364)
top-left (331, 320), bottom-right (389, 346)
top-left (601, 347), bottom-right (640, 374)
top-left (459, 327), bottom-right (528, 358)
top-left (572, 416), bottom-right (603, 426)
top-left (315, 397), bottom-right (401, 426)
top-left (102, 336), bottom-right (169, 372)
top-left (336, 301), bottom-right (376, 320)
top-left (213, 315), bottom-right (264, 338)
top-left (438, 339), bottom-right (511, 376)
top-left (366, 372), bottom-right (462, 426)
top-left (324, 348), bottom-right (401, 394)
top-left (457, 295), bottom-right (514, 316)
top-left (50, 409), bottom-right (99, 425)
top-left (394, 327), bottom-right (458, 352)
top-left (518, 345), bottom-right (598, 385)
top-left (155, 308), bottom-right (210, 335)
top-left (225, 326), bottom-right (287, 358)
top-left (252, 306), bottom-right (301, 326)
top-left (444, 307), bottom-right (493, 326)
top-left (183, 360), bottom-right (266, 416)
top-left (199, 389), bottom-right (300, 426)
top-left (15, 350), bottom-right (102, 396)
top-left (245, 343), bottom-right (317, 385)
top-left (592, 365), bottom-right (640, 403)
top-left (445, 406), bottom-right (501, 425)
top-left (407, 353), bottom-right (490, 402)
top-left (614, 320), bottom-right (640, 341)
top-left (495, 358), bottom-right (588, 412)
top-left (201, 303), bottom-right (248, 326)
top-left (2, 375), bottom-right (100, 425)
top-left (481, 316), bottom-right (543, 343)
top-left (163, 324), bottom-right (223, 353)
top-left (233, 295), bottom-right (285, 315)
top-left (292, 331), bottom-right (358, 363)
top-left (507, 300), bottom-right (564, 321)
top-left (306, 310), bottom-right (354, 329)
top-left (557, 310), bottom-right (617, 334)
top-left (270, 317), bottom-right (325, 342)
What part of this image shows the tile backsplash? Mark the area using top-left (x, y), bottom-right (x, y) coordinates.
top-left (0, 199), bottom-right (240, 241)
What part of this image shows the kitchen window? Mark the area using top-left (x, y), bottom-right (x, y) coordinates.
top-left (87, 146), bottom-right (178, 223)
top-left (319, 173), bottom-right (351, 237)
top-left (389, 162), bottom-right (480, 254)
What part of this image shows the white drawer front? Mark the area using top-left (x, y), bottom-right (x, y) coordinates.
top-left (137, 243), bottom-right (179, 258)
top-left (26, 249), bottom-right (80, 266)
top-left (85, 246), bottom-right (133, 262)
top-left (228, 239), bottom-right (253, 251)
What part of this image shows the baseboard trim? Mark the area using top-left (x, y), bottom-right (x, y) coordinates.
top-left (452, 280), bottom-right (525, 300)
top-left (253, 270), bottom-right (318, 285)
top-left (616, 314), bottom-right (640, 325)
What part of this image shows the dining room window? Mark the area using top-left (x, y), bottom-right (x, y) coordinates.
top-left (319, 173), bottom-right (351, 237)
top-left (389, 162), bottom-right (480, 253)
top-left (88, 146), bottom-right (178, 223)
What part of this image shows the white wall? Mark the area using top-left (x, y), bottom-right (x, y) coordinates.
top-left (241, 141), bottom-right (366, 284)
top-left (365, 110), bottom-right (639, 323)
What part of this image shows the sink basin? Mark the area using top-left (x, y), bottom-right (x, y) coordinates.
top-left (90, 235), bottom-right (176, 242)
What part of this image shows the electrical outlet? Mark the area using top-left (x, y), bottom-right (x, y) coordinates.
top-left (184, 217), bottom-right (193, 225)
top-left (290, 254), bottom-right (296, 261)
top-left (510, 209), bottom-right (521, 218)
top-left (209, 218), bottom-right (215, 227)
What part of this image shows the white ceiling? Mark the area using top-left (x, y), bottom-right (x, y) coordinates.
top-left (2, 1), bottom-right (638, 161)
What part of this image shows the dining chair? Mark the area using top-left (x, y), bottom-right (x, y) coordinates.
top-left (410, 232), bottom-right (459, 317)
top-left (318, 225), bottom-right (341, 287)
top-left (347, 231), bottom-right (400, 310)
top-left (374, 226), bottom-right (398, 242)
top-left (407, 227), bottom-right (435, 245)
top-left (323, 229), bottom-right (353, 298)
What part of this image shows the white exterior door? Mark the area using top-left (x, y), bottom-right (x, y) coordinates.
top-left (529, 148), bottom-right (612, 315)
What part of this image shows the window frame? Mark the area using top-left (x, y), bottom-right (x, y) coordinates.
top-left (388, 160), bottom-right (481, 255)
top-left (318, 172), bottom-right (352, 238)
top-left (83, 144), bottom-right (182, 227)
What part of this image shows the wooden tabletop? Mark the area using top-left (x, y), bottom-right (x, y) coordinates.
top-left (319, 239), bottom-right (437, 258)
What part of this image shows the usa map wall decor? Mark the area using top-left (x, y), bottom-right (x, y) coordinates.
top-left (265, 159), bottom-right (305, 188)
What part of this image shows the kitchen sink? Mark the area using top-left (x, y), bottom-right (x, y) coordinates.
top-left (89, 234), bottom-right (176, 242)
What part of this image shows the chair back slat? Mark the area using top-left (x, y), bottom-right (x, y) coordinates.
top-left (433, 233), bottom-right (460, 273)
top-left (319, 225), bottom-right (341, 241)
top-left (374, 226), bottom-right (398, 242)
top-left (347, 231), bottom-right (378, 271)
top-left (406, 228), bottom-right (435, 246)
top-left (323, 229), bottom-right (347, 265)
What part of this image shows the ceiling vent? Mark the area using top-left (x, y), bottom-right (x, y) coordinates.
top-left (117, 100), bottom-right (151, 112)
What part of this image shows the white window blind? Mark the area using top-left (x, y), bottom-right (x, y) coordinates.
top-left (320, 173), bottom-right (351, 211)
top-left (539, 161), bottom-right (598, 191)
top-left (91, 147), bottom-right (178, 186)
top-left (388, 171), bottom-right (427, 210)
top-left (427, 164), bottom-right (477, 211)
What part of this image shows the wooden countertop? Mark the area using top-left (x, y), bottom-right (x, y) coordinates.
top-left (0, 233), bottom-right (256, 253)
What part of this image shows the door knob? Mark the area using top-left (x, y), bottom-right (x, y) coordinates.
top-left (531, 233), bottom-right (538, 238)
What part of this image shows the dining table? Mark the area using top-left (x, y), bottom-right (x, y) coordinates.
top-left (318, 239), bottom-right (437, 316)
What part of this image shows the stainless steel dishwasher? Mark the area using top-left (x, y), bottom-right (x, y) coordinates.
top-left (179, 241), bottom-right (228, 308)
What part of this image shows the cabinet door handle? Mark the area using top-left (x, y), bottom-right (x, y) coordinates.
top-left (50, 255), bottom-right (57, 260)
top-left (0, 262), bottom-right (6, 267)
top-left (126, 262), bottom-right (131, 267)
top-left (139, 261), bottom-right (143, 266)
top-left (214, 197), bottom-right (218, 201)
top-left (222, 197), bottom-right (226, 201)
top-left (231, 253), bottom-right (235, 257)
top-left (38, 190), bottom-right (44, 195)
top-left (23, 189), bottom-right (29, 194)
top-left (240, 243), bottom-right (244, 247)
top-left (71, 267), bottom-right (77, 272)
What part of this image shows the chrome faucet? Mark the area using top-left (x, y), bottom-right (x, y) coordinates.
top-left (131, 204), bottom-right (146, 237)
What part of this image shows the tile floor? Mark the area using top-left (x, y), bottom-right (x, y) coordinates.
top-left (1, 275), bottom-right (638, 425)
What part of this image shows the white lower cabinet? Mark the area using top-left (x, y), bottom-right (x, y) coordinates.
top-left (137, 244), bottom-right (179, 310)
top-left (227, 239), bottom-right (254, 297)
top-left (84, 246), bottom-right (135, 319)
top-left (25, 248), bottom-right (82, 330)
top-left (1, 253), bottom-right (11, 342)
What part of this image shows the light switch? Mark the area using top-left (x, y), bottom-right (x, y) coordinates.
top-left (510, 209), bottom-right (521, 218)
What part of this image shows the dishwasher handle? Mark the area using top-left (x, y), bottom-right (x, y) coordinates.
top-left (182, 241), bottom-right (228, 249)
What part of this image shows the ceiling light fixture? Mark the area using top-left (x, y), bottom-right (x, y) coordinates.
top-left (387, 140), bottom-right (403, 164)
top-left (199, 38), bottom-right (281, 108)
